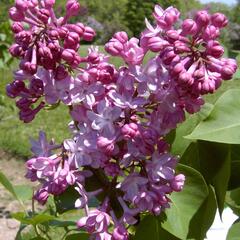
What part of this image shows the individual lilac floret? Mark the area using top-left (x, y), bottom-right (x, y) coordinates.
top-left (77, 209), bottom-right (111, 239)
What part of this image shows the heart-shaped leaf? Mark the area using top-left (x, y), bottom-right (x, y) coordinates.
top-left (186, 89), bottom-right (240, 144)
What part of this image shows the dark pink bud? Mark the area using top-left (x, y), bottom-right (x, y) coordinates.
top-left (38, 46), bottom-right (53, 59)
top-left (58, 27), bottom-right (69, 38)
top-left (49, 30), bottom-right (59, 39)
top-left (66, 0), bottom-right (80, 16)
top-left (171, 174), bottom-right (185, 192)
top-left (211, 13), bottom-right (228, 28)
top-left (11, 22), bottom-right (24, 33)
top-left (30, 78), bottom-right (44, 96)
top-left (65, 32), bottom-right (80, 46)
top-left (54, 65), bottom-right (69, 80)
top-left (16, 98), bottom-right (36, 110)
top-left (182, 19), bottom-right (197, 35)
top-left (161, 49), bottom-right (177, 65)
top-left (206, 40), bottom-right (224, 58)
top-left (148, 37), bottom-right (168, 52)
top-left (27, 0), bottom-right (38, 8)
top-left (66, 23), bottom-right (85, 36)
top-left (121, 123), bottom-right (139, 139)
top-left (19, 102), bottom-right (45, 123)
top-left (37, 9), bottom-right (50, 24)
top-left (202, 25), bottom-right (219, 41)
top-left (87, 52), bottom-right (100, 64)
top-left (113, 31), bottom-right (128, 43)
top-left (166, 30), bottom-right (179, 42)
top-left (82, 27), bottom-right (96, 41)
top-left (171, 62), bottom-right (184, 76)
top-left (179, 72), bottom-right (194, 85)
top-left (6, 80), bottom-right (26, 98)
top-left (195, 10), bottom-right (210, 27)
top-left (34, 189), bottom-right (49, 205)
top-left (174, 41), bottom-right (191, 54)
top-left (97, 137), bottom-right (115, 155)
top-left (15, 0), bottom-right (28, 11)
top-left (19, 60), bottom-right (37, 75)
top-left (9, 44), bottom-right (24, 57)
top-left (44, 0), bottom-right (55, 8)
top-left (15, 31), bottom-right (32, 45)
top-left (221, 65), bottom-right (236, 80)
top-left (105, 40), bottom-right (123, 56)
top-left (9, 7), bottom-right (25, 21)
top-left (98, 64), bottom-right (115, 84)
top-left (62, 49), bottom-right (76, 63)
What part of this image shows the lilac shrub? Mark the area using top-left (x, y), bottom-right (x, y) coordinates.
top-left (6, 1), bottom-right (237, 239)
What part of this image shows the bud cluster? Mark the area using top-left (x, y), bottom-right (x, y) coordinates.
top-left (6, 1), bottom-right (237, 240)
top-left (7, 0), bottom-right (96, 121)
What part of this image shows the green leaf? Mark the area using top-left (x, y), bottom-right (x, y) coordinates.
top-left (171, 103), bottom-right (213, 156)
top-left (65, 233), bottom-right (89, 240)
top-left (187, 186), bottom-right (217, 240)
top-left (160, 164), bottom-right (209, 239)
top-left (181, 141), bottom-right (231, 214)
top-left (134, 215), bottom-right (179, 240)
top-left (0, 170), bottom-right (18, 199)
top-left (226, 188), bottom-right (240, 216)
top-left (0, 171), bottom-right (33, 205)
top-left (227, 221), bottom-right (240, 240)
top-left (15, 224), bottom-right (28, 240)
top-left (30, 237), bottom-right (47, 240)
top-left (12, 212), bottom-right (55, 225)
top-left (228, 160), bottom-right (240, 190)
top-left (186, 89), bottom-right (240, 144)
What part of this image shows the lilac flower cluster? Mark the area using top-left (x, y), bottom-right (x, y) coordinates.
top-left (7, 1), bottom-right (237, 239)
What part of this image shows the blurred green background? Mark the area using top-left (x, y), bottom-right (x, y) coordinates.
top-left (0, 0), bottom-right (239, 159)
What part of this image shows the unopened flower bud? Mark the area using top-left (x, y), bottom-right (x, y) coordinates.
top-left (15, 0), bottom-right (28, 11)
top-left (11, 22), bottom-right (24, 33)
top-left (211, 13), bottom-right (228, 28)
top-left (114, 31), bottom-right (128, 43)
top-left (66, 0), bottom-right (80, 16)
top-left (34, 188), bottom-right (49, 205)
top-left (44, 0), bottom-right (55, 8)
top-left (82, 27), bottom-right (96, 41)
top-left (9, 7), bottom-right (25, 21)
top-left (148, 37), bottom-right (168, 52)
top-left (221, 65), bottom-right (237, 80)
top-left (54, 65), bottom-right (69, 80)
top-left (37, 9), bottom-right (50, 24)
top-left (182, 19), bottom-right (197, 35)
top-left (105, 40), bottom-right (123, 56)
top-left (206, 40), bottom-right (224, 58)
top-left (202, 25), bottom-right (219, 41)
top-left (9, 44), bottom-right (24, 57)
top-left (171, 174), bottom-right (185, 192)
top-left (6, 80), bottom-right (26, 98)
top-left (97, 137), bottom-right (115, 155)
top-left (195, 10), bottom-right (210, 27)
top-left (121, 123), bottom-right (139, 139)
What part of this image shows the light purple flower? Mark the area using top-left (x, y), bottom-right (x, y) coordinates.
top-left (146, 152), bottom-right (177, 182)
top-left (87, 100), bottom-right (121, 136)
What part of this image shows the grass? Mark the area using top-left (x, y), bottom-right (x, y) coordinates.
top-left (0, 45), bottom-right (239, 159)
